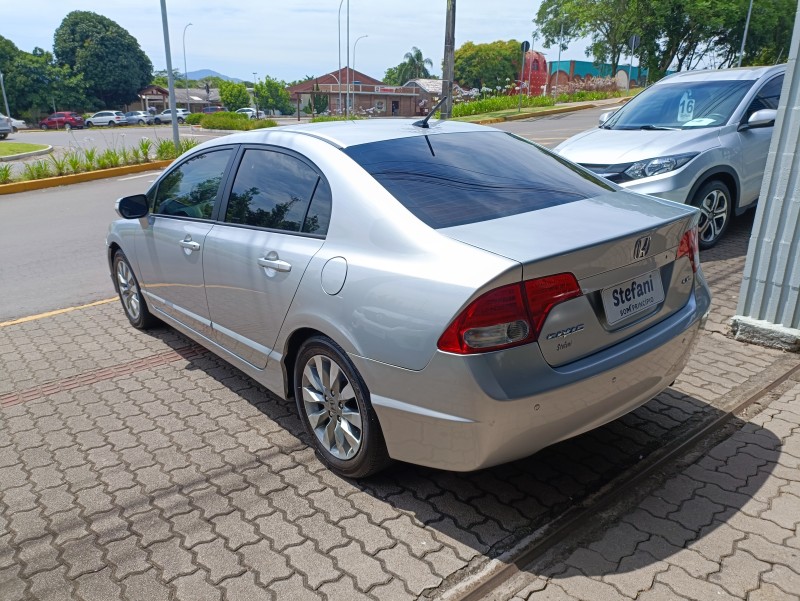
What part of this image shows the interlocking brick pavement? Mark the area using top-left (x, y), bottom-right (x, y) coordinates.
top-left (1, 212), bottom-right (798, 600)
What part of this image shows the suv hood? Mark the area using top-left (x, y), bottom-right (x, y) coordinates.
top-left (555, 126), bottom-right (721, 165)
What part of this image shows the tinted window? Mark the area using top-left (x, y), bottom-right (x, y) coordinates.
top-left (343, 131), bottom-right (613, 229)
top-left (746, 75), bottom-right (783, 117)
top-left (303, 179), bottom-right (332, 235)
top-left (605, 80), bottom-right (755, 129)
top-left (153, 149), bottom-right (232, 219)
top-left (225, 149), bottom-right (322, 233)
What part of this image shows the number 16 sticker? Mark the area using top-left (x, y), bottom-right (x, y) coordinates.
top-left (678, 91), bottom-right (695, 122)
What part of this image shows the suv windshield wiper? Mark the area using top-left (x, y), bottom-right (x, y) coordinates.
top-left (637, 124), bottom-right (678, 131)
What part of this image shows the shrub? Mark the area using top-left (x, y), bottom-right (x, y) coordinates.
top-left (310, 115), bottom-right (363, 123)
top-left (65, 150), bottom-right (83, 174)
top-left (49, 154), bottom-right (69, 176)
top-left (179, 138), bottom-right (200, 154)
top-left (200, 111), bottom-right (249, 130)
top-left (83, 148), bottom-right (97, 171)
top-left (185, 113), bottom-right (203, 125)
top-left (138, 138), bottom-right (152, 162)
top-left (22, 160), bottom-right (52, 180)
top-left (130, 147), bottom-right (142, 164)
top-left (155, 138), bottom-right (178, 160)
top-left (0, 164), bottom-right (11, 184)
top-left (451, 94), bottom-right (555, 117)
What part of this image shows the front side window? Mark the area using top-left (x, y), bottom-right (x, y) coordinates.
top-left (745, 75), bottom-right (784, 119)
top-left (153, 149), bottom-right (232, 219)
top-left (225, 149), bottom-right (329, 234)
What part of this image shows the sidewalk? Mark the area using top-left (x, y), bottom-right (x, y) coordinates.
top-left (504, 378), bottom-right (800, 601)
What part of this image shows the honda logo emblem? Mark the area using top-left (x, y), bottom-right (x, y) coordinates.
top-left (633, 236), bottom-right (651, 259)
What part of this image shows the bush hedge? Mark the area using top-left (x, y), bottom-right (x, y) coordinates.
top-left (200, 112), bottom-right (277, 130)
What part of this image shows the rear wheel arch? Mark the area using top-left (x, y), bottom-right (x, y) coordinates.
top-left (281, 327), bottom-right (328, 399)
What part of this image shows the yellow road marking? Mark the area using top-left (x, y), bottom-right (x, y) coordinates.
top-left (0, 298), bottom-right (117, 328)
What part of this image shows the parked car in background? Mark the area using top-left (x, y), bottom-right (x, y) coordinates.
top-left (154, 108), bottom-right (190, 124)
top-left (86, 111), bottom-right (128, 127)
top-left (555, 65), bottom-right (786, 249)
top-left (235, 107), bottom-right (265, 119)
top-left (10, 117), bottom-right (27, 132)
top-left (125, 111), bottom-right (154, 125)
top-left (107, 119), bottom-right (711, 478)
top-left (202, 106), bottom-right (228, 114)
top-left (38, 112), bottom-right (85, 130)
top-left (0, 113), bottom-right (12, 139)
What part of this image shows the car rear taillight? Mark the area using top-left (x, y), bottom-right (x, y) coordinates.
top-left (677, 227), bottom-right (699, 273)
top-left (437, 273), bottom-right (582, 354)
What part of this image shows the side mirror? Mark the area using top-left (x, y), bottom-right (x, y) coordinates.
top-left (598, 111), bottom-right (615, 126)
top-left (116, 194), bottom-right (149, 219)
top-left (745, 108), bottom-right (777, 129)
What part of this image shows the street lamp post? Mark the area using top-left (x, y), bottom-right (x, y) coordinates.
top-left (353, 35), bottom-right (368, 77)
top-left (738, 0), bottom-right (755, 67)
top-left (346, 0), bottom-right (350, 119)
top-left (338, 0), bottom-right (345, 115)
top-left (252, 72), bottom-right (259, 118)
top-left (0, 71), bottom-right (10, 117)
top-left (182, 23), bottom-right (192, 111)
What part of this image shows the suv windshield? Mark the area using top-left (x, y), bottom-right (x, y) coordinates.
top-left (343, 131), bottom-right (613, 229)
top-left (605, 80), bottom-right (755, 130)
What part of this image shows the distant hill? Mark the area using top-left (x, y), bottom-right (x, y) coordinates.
top-left (186, 69), bottom-right (243, 83)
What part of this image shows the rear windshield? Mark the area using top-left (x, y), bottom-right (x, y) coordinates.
top-left (343, 131), bottom-right (613, 229)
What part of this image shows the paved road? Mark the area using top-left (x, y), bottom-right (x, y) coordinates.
top-left (492, 107), bottom-right (609, 148)
top-left (0, 171), bottom-right (164, 322)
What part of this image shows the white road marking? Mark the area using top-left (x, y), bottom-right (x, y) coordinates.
top-left (118, 173), bottom-right (160, 181)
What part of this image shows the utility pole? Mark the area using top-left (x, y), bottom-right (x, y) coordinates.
top-left (738, 0), bottom-right (755, 67)
top-left (159, 0), bottom-right (180, 151)
top-left (346, 0), bottom-right (350, 119)
top-left (441, 0), bottom-right (456, 119)
top-left (0, 71), bottom-right (10, 117)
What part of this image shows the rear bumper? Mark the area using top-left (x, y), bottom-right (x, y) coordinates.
top-left (352, 281), bottom-right (710, 472)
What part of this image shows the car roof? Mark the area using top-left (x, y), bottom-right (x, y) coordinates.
top-left (206, 118), bottom-right (494, 149)
top-left (658, 64), bottom-right (785, 84)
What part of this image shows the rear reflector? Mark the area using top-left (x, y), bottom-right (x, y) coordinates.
top-left (438, 273), bottom-right (582, 354)
top-left (677, 227), bottom-right (699, 273)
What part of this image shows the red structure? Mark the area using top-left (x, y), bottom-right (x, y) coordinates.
top-left (522, 51), bottom-right (548, 96)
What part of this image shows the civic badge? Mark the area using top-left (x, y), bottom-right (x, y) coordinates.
top-left (633, 235), bottom-right (651, 260)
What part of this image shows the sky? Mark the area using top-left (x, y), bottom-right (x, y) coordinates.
top-left (4, 1), bottom-right (592, 83)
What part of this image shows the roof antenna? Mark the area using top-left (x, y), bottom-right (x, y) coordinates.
top-left (413, 96), bottom-right (448, 129)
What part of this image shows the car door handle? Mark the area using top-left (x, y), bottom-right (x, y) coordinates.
top-left (257, 254), bottom-right (292, 272)
top-left (179, 239), bottom-right (200, 251)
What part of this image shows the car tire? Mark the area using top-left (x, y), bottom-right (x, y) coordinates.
top-left (108, 121), bottom-right (116, 127)
top-left (65, 123), bottom-right (72, 131)
top-left (137, 119), bottom-right (145, 125)
top-left (86, 122), bottom-right (92, 128)
top-left (113, 251), bottom-right (158, 330)
top-left (0, 133), bottom-right (7, 140)
top-left (691, 179), bottom-right (732, 250)
top-left (177, 117), bottom-right (185, 124)
top-left (12, 127), bottom-right (17, 133)
top-left (294, 336), bottom-right (390, 478)
top-left (154, 118), bottom-right (162, 125)
top-left (40, 124), bottom-right (48, 130)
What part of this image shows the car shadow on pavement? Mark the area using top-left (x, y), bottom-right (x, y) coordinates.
top-left (142, 326), bottom-right (778, 579)
top-left (535, 412), bottom-right (782, 595)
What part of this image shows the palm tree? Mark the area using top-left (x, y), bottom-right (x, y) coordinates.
top-left (398, 47), bottom-right (433, 82)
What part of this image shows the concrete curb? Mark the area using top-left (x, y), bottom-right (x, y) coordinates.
top-left (0, 160), bottom-right (173, 196)
top-left (0, 145), bottom-right (53, 162)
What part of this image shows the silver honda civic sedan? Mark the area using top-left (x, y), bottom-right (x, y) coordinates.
top-left (107, 119), bottom-right (711, 477)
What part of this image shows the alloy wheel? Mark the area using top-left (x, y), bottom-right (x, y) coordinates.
top-left (116, 259), bottom-right (141, 321)
top-left (300, 354), bottom-right (363, 460)
top-left (697, 188), bottom-right (729, 246)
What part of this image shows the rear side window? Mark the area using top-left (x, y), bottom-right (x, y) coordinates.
top-left (224, 149), bottom-right (331, 235)
top-left (343, 131), bottom-right (612, 229)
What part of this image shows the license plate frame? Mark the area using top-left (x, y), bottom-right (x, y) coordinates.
top-left (602, 270), bottom-right (665, 326)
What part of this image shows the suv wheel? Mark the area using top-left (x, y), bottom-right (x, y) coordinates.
top-left (692, 179), bottom-right (732, 250)
top-left (64, 123), bottom-right (72, 131)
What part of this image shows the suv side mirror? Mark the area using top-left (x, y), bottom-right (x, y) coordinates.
top-left (116, 194), bottom-right (150, 219)
top-left (743, 108), bottom-right (777, 130)
top-left (598, 111), bottom-right (615, 126)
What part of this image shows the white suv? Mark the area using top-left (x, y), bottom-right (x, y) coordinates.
top-left (154, 109), bottom-right (191, 125)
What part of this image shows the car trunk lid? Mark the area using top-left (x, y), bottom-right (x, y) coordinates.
top-left (439, 190), bottom-right (700, 367)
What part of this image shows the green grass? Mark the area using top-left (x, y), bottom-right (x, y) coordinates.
top-left (0, 142), bottom-right (49, 158)
top-left (453, 104), bottom-right (569, 123)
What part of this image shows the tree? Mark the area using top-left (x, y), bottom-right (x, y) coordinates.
top-left (0, 39), bottom-right (85, 116)
top-left (219, 81), bottom-right (251, 112)
top-left (454, 40), bottom-right (521, 90)
top-left (54, 11), bottom-right (152, 108)
top-left (304, 82), bottom-right (328, 115)
top-left (383, 47), bottom-right (434, 85)
top-left (535, 0), bottom-right (637, 76)
top-left (254, 76), bottom-right (294, 115)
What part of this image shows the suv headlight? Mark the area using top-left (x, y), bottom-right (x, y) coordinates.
top-left (624, 153), bottom-right (699, 180)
